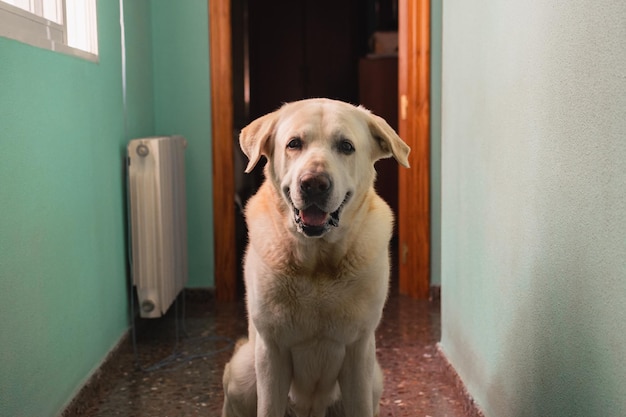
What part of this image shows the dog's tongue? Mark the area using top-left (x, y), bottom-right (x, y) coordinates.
top-left (300, 206), bottom-right (328, 227)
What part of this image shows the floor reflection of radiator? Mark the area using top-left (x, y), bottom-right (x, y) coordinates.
top-left (127, 136), bottom-right (188, 318)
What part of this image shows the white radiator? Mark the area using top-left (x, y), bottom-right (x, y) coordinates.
top-left (127, 136), bottom-right (188, 318)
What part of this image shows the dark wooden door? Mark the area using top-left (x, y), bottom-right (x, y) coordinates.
top-left (248, 0), bottom-right (360, 119)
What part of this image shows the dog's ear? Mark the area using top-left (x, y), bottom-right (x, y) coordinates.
top-left (364, 110), bottom-right (411, 168)
top-left (239, 110), bottom-right (279, 173)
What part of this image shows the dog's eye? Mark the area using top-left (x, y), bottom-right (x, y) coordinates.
top-left (287, 137), bottom-right (302, 150)
top-left (337, 139), bottom-right (355, 155)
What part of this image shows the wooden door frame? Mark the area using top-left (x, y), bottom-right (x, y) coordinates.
top-left (209, 0), bottom-right (430, 301)
top-left (209, 0), bottom-right (237, 301)
top-left (398, 0), bottom-right (430, 299)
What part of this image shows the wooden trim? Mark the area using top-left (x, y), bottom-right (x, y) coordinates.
top-left (398, 0), bottom-right (430, 298)
top-left (209, 0), bottom-right (237, 301)
top-left (210, 0), bottom-right (430, 300)
top-left (436, 345), bottom-right (486, 417)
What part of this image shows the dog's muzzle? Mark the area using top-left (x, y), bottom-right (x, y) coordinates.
top-left (286, 173), bottom-right (351, 237)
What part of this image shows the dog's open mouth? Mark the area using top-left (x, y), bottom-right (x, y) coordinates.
top-left (291, 193), bottom-right (351, 237)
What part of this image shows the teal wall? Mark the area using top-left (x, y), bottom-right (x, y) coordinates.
top-left (124, 0), bottom-right (156, 139)
top-left (0, 2), bottom-right (129, 415)
top-left (0, 1), bottom-right (213, 415)
top-left (151, 0), bottom-right (214, 288)
top-left (440, 1), bottom-right (626, 416)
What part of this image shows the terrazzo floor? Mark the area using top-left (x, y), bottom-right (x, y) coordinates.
top-left (64, 288), bottom-right (477, 417)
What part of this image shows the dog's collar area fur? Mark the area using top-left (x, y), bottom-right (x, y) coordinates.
top-left (288, 192), bottom-right (352, 237)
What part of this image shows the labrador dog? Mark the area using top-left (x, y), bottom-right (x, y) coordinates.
top-left (222, 98), bottom-right (410, 417)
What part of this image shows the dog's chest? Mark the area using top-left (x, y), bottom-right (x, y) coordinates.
top-left (251, 265), bottom-right (384, 347)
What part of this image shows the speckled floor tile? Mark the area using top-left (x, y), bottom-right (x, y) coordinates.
top-left (63, 289), bottom-right (477, 417)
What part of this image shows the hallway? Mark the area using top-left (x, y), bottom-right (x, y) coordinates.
top-left (62, 290), bottom-right (479, 417)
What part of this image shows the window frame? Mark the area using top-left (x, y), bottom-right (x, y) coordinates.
top-left (0, 0), bottom-right (98, 61)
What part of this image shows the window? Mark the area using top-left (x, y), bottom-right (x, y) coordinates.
top-left (0, 0), bottom-right (98, 60)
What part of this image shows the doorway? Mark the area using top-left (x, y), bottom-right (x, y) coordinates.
top-left (209, 0), bottom-right (429, 301)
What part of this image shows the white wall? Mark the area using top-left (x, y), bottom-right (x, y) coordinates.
top-left (440, 1), bottom-right (626, 416)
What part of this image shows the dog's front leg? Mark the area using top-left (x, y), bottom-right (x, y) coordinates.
top-left (339, 336), bottom-right (378, 417)
top-left (255, 335), bottom-right (291, 417)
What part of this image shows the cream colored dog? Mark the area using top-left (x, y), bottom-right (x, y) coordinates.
top-left (222, 98), bottom-right (410, 417)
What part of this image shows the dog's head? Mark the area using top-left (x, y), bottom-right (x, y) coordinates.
top-left (240, 98), bottom-right (410, 238)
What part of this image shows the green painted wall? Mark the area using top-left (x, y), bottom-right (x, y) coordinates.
top-left (0, 0), bottom-right (213, 414)
top-left (124, 0), bottom-right (156, 139)
top-left (440, 1), bottom-right (626, 416)
top-left (0, 2), bottom-right (130, 415)
top-left (151, 0), bottom-right (214, 288)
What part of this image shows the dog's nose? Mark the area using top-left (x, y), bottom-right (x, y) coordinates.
top-left (299, 172), bottom-right (332, 199)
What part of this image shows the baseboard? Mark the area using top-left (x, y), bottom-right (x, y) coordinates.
top-left (60, 289), bottom-right (216, 416)
top-left (184, 287), bottom-right (216, 303)
top-left (59, 331), bottom-right (130, 417)
top-left (429, 285), bottom-right (441, 302)
top-left (436, 343), bottom-right (486, 417)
